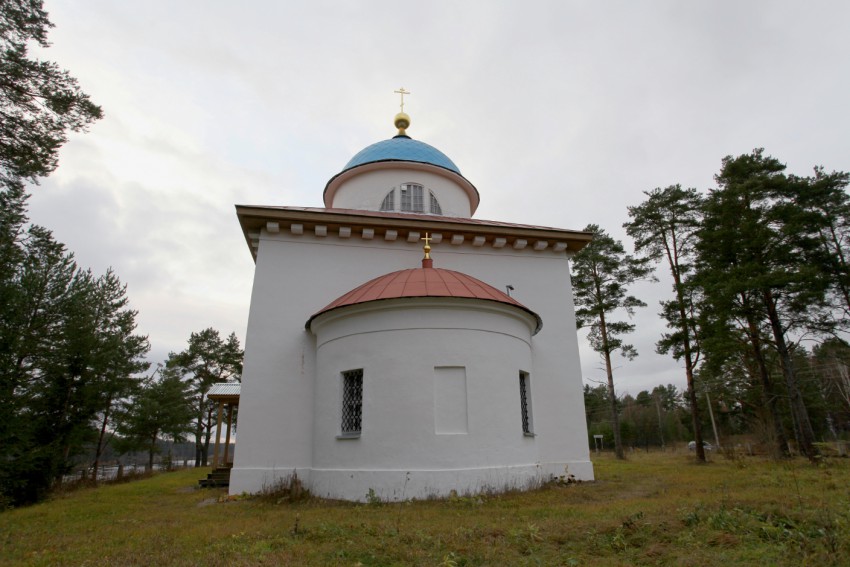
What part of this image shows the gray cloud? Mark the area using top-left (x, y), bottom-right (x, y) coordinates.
top-left (25, 0), bottom-right (850, 395)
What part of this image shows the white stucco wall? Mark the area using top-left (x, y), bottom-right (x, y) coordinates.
top-left (308, 300), bottom-right (539, 501)
top-left (328, 168), bottom-right (473, 217)
top-left (229, 229), bottom-right (593, 498)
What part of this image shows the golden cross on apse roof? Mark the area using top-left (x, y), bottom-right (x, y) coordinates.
top-left (421, 232), bottom-right (432, 259)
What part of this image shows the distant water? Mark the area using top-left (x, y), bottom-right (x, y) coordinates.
top-left (63, 461), bottom-right (197, 483)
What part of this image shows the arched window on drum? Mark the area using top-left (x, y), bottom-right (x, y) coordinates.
top-left (380, 184), bottom-right (442, 214)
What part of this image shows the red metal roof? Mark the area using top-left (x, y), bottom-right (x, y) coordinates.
top-left (306, 266), bottom-right (542, 333)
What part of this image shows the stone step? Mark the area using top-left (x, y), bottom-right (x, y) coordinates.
top-left (198, 467), bottom-right (231, 488)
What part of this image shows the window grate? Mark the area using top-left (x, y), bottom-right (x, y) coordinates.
top-left (429, 191), bottom-right (442, 215)
top-left (412, 184), bottom-right (424, 212)
top-left (400, 185), bottom-right (411, 211)
top-left (342, 369), bottom-right (363, 434)
top-left (519, 372), bottom-right (532, 434)
top-left (400, 184), bottom-right (424, 212)
top-left (380, 189), bottom-right (395, 211)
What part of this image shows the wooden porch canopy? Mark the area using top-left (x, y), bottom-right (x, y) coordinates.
top-left (207, 383), bottom-right (240, 468)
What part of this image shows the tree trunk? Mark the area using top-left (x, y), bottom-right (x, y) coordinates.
top-left (54, 378), bottom-right (75, 487)
top-left (194, 428), bottom-right (202, 467)
top-left (194, 395), bottom-right (205, 467)
top-left (202, 405), bottom-right (213, 466)
top-left (92, 403), bottom-right (111, 481)
top-left (673, 276), bottom-right (706, 463)
top-left (654, 395), bottom-right (665, 449)
top-left (742, 296), bottom-right (789, 458)
top-left (825, 222), bottom-right (850, 314)
top-left (599, 311), bottom-right (624, 459)
top-left (661, 226), bottom-right (708, 462)
top-left (763, 290), bottom-right (818, 461)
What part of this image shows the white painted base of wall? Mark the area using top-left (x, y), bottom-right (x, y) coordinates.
top-left (229, 466), bottom-right (313, 496)
top-left (538, 460), bottom-right (595, 484)
top-left (230, 461), bottom-right (595, 502)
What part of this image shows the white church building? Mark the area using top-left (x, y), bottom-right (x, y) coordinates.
top-left (228, 108), bottom-right (594, 501)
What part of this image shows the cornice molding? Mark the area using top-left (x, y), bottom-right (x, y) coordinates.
top-left (236, 205), bottom-right (592, 261)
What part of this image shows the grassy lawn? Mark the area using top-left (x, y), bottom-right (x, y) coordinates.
top-left (1, 451), bottom-right (848, 566)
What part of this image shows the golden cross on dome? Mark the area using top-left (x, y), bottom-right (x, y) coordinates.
top-left (421, 232), bottom-right (432, 259)
top-left (394, 87), bottom-right (411, 113)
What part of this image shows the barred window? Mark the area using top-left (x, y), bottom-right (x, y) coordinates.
top-left (411, 185), bottom-right (423, 212)
top-left (429, 191), bottom-right (442, 215)
top-left (400, 183), bottom-right (424, 212)
top-left (380, 189), bottom-right (395, 211)
top-left (341, 369), bottom-right (363, 436)
top-left (384, 184), bottom-right (441, 214)
top-left (519, 371), bottom-right (533, 435)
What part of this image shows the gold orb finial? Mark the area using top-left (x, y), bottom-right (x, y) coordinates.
top-left (394, 112), bottom-right (410, 136)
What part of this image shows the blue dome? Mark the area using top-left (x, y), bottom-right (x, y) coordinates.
top-left (342, 136), bottom-right (461, 174)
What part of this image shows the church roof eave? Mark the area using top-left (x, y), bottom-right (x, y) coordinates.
top-left (306, 295), bottom-right (542, 336)
top-left (305, 267), bottom-right (543, 335)
top-left (235, 205), bottom-right (593, 263)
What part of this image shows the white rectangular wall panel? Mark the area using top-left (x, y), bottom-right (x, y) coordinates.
top-left (433, 366), bottom-right (468, 434)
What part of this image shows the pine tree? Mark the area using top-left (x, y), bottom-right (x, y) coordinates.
top-left (696, 149), bottom-right (831, 461)
top-left (166, 329), bottom-right (243, 466)
top-left (115, 369), bottom-right (194, 471)
top-left (625, 185), bottom-right (709, 462)
top-left (796, 167), bottom-right (850, 319)
top-left (0, 2), bottom-right (116, 506)
top-left (1, 0), bottom-right (102, 190)
top-left (571, 224), bottom-right (654, 459)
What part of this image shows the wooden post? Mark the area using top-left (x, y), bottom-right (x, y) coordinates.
top-left (223, 402), bottom-right (234, 465)
top-left (212, 400), bottom-right (224, 468)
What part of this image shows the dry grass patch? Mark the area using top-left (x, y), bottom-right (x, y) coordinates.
top-left (1, 452), bottom-right (849, 565)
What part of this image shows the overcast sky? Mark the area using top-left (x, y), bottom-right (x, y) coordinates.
top-left (25, 1), bottom-right (850, 396)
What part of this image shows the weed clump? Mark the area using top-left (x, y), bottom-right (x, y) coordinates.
top-left (257, 471), bottom-right (309, 504)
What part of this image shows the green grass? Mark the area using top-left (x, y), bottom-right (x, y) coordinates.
top-left (1, 451), bottom-right (849, 566)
